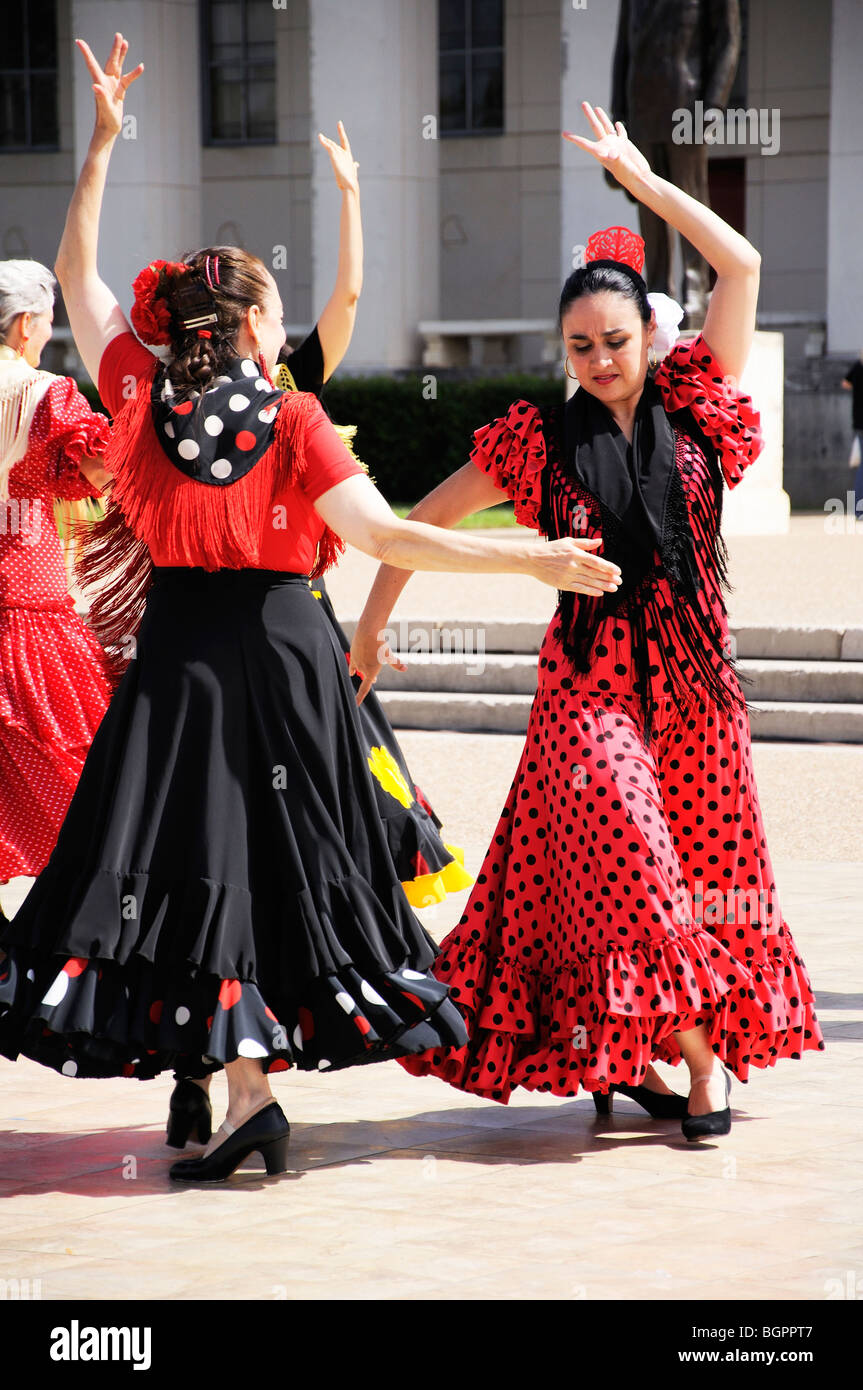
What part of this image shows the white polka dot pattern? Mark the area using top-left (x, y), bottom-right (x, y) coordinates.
top-left (0, 376), bottom-right (111, 880)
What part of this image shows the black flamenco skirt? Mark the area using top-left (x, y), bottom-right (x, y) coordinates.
top-left (0, 567), bottom-right (467, 1081)
top-left (311, 579), bottom-right (473, 908)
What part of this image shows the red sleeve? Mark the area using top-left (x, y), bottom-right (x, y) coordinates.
top-left (32, 376), bottom-right (112, 501)
top-left (654, 334), bottom-right (764, 490)
top-left (98, 331), bottom-right (159, 418)
top-left (298, 400), bottom-right (365, 502)
top-left (470, 399), bottom-right (545, 529)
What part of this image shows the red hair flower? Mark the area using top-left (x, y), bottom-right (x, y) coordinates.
top-left (585, 226), bottom-right (645, 275)
top-left (130, 260), bottom-right (186, 346)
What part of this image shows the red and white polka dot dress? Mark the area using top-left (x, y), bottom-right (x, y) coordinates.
top-left (401, 337), bottom-right (824, 1101)
top-left (0, 376), bottom-right (112, 882)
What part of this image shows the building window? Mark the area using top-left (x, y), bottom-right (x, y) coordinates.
top-left (0, 0), bottom-right (59, 152)
top-left (201, 0), bottom-right (276, 146)
top-left (439, 0), bottom-right (504, 137)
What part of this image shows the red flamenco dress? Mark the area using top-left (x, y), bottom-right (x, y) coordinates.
top-left (402, 335), bottom-right (824, 1102)
top-left (0, 370), bottom-right (111, 886)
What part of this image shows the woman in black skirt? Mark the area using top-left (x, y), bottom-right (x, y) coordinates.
top-left (0, 36), bottom-right (621, 1183)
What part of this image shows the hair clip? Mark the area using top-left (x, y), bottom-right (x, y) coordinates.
top-left (175, 279), bottom-right (218, 332)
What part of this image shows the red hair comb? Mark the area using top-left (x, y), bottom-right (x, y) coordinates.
top-left (585, 226), bottom-right (645, 275)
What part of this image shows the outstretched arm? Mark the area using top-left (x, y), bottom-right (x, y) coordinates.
top-left (315, 469), bottom-right (620, 702)
top-left (54, 33), bottom-right (143, 388)
top-left (315, 122), bottom-right (363, 381)
top-left (565, 102), bottom-right (760, 382)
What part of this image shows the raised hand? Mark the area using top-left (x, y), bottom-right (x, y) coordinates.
top-left (76, 32), bottom-right (144, 141)
top-left (318, 122), bottom-right (360, 195)
top-left (563, 101), bottom-right (651, 189)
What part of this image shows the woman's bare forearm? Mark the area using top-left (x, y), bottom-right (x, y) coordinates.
top-left (625, 168), bottom-right (759, 277)
top-left (357, 465), bottom-right (505, 631)
top-left (55, 133), bottom-right (116, 282)
top-left (337, 186), bottom-right (363, 302)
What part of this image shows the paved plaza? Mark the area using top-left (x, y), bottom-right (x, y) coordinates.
top-left (0, 518), bottom-right (861, 1302)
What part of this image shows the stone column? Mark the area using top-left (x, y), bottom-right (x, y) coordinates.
top-left (722, 330), bottom-right (790, 534)
top-left (307, 0), bottom-right (438, 370)
top-left (69, 0), bottom-right (202, 334)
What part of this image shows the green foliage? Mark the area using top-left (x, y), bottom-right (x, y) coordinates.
top-left (322, 374), bottom-right (562, 505)
top-left (71, 372), bottom-right (563, 509)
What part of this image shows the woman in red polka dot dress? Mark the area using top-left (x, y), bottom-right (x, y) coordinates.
top-left (352, 103), bottom-right (824, 1141)
top-left (0, 260), bottom-right (111, 923)
top-left (0, 38), bottom-right (611, 1183)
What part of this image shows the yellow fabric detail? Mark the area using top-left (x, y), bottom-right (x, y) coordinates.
top-left (367, 746), bottom-right (413, 809)
top-left (401, 847), bottom-right (474, 908)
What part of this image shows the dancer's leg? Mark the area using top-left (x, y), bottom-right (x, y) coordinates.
top-left (199, 1057), bottom-right (274, 1159)
top-left (676, 1023), bottom-right (727, 1115)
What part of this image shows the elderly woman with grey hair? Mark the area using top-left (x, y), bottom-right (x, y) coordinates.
top-left (0, 258), bottom-right (112, 927)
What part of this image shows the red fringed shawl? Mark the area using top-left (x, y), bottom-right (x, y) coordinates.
top-left (69, 361), bottom-right (345, 688)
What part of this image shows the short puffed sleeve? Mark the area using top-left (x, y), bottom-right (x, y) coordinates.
top-left (32, 376), bottom-right (111, 500)
top-left (470, 399), bottom-right (546, 528)
top-left (654, 334), bottom-right (763, 489)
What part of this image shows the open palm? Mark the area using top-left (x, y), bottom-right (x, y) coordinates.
top-left (318, 121), bottom-right (359, 194)
top-left (563, 101), bottom-right (652, 187)
top-left (76, 32), bottom-right (143, 139)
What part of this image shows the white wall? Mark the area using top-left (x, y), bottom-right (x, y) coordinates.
top-left (308, 0), bottom-right (439, 369)
top-left (201, 0), bottom-right (313, 327)
top-left (745, 0), bottom-right (831, 321)
top-left (440, 0), bottom-right (563, 330)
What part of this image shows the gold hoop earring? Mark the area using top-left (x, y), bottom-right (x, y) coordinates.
top-left (648, 346), bottom-right (658, 371)
top-left (564, 358), bottom-right (577, 381)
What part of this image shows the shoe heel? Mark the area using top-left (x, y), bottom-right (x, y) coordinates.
top-left (261, 1136), bottom-right (289, 1175)
top-left (593, 1092), bottom-right (612, 1115)
top-left (166, 1110), bottom-right (212, 1149)
top-left (166, 1113), bottom-right (192, 1149)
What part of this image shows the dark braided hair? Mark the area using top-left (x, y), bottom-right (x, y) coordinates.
top-left (558, 259), bottom-right (652, 329)
top-left (158, 246), bottom-right (274, 398)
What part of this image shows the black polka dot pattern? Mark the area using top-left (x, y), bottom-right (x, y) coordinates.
top-left (402, 336), bottom-right (824, 1103)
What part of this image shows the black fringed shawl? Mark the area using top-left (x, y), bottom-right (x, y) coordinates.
top-left (537, 381), bottom-right (747, 744)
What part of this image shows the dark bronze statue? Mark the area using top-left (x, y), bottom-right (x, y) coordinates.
top-left (609, 0), bottom-right (741, 327)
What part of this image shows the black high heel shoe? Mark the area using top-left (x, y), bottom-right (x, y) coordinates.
top-left (166, 1079), bottom-right (213, 1149)
top-left (169, 1101), bottom-right (290, 1183)
top-left (681, 1067), bottom-right (732, 1141)
top-left (593, 1082), bottom-right (689, 1120)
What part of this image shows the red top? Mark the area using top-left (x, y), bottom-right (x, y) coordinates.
top-left (0, 376), bottom-right (109, 607)
top-left (98, 332), bottom-right (363, 573)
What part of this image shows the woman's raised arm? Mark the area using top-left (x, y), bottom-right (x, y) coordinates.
top-left (315, 122), bottom-right (363, 381)
top-left (565, 101), bottom-right (760, 383)
top-left (54, 34), bottom-right (143, 387)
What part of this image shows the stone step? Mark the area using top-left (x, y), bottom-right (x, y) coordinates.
top-left (373, 652), bottom-right (863, 702)
top-left (340, 617), bottom-right (863, 661)
top-left (377, 691), bottom-right (863, 742)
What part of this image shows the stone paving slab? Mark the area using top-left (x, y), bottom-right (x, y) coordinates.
top-left (0, 733), bottom-right (860, 1302)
